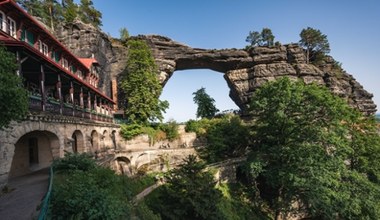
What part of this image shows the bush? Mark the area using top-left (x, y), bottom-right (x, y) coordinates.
top-left (50, 168), bottom-right (130, 219)
top-left (120, 123), bottom-right (143, 140)
top-left (53, 152), bottom-right (96, 173)
top-left (159, 120), bottom-right (179, 141)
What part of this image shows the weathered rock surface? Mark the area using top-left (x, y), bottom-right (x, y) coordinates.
top-left (136, 35), bottom-right (376, 115)
top-left (55, 20), bottom-right (128, 97)
top-left (54, 23), bottom-right (376, 115)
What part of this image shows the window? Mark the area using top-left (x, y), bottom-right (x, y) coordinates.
top-left (7, 17), bottom-right (16, 38)
top-left (62, 57), bottom-right (69, 70)
top-left (77, 70), bottom-right (83, 79)
top-left (0, 11), bottom-right (5, 32)
top-left (38, 40), bottom-right (48, 56)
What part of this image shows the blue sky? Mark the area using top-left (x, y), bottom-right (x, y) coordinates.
top-left (92, 0), bottom-right (380, 122)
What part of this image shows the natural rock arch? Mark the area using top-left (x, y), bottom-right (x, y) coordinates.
top-left (133, 35), bottom-right (376, 115)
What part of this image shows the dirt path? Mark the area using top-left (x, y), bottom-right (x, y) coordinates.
top-left (0, 168), bottom-right (49, 220)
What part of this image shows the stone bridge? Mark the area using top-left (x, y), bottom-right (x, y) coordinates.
top-left (102, 148), bottom-right (197, 176)
top-left (0, 114), bottom-right (119, 187)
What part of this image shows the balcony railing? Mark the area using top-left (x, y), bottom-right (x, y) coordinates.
top-left (29, 95), bottom-right (113, 123)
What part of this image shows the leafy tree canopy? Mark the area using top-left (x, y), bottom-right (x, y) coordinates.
top-left (120, 39), bottom-right (168, 124)
top-left (299, 27), bottom-right (330, 63)
top-left (246, 77), bottom-right (380, 219)
top-left (119, 27), bottom-right (130, 41)
top-left (193, 87), bottom-right (219, 119)
top-left (151, 155), bottom-right (223, 220)
top-left (16, 0), bottom-right (102, 28)
top-left (246, 27), bottom-right (275, 47)
top-left (0, 46), bottom-right (29, 129)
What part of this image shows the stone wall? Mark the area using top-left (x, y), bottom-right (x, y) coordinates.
top-left (0, 115), bottom-right (119, 187)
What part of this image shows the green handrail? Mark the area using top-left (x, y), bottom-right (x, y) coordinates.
top-left (38, 166), bottom-right (54, 220)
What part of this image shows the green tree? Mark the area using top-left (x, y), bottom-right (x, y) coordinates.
top-left (120, 39), bottom-right (168, 124)
top-left (152, 155), bottom-right (223, 220)
top-left (261, 28), bottom-right (274, 46)
top-left (202, 115), bottom-right (249, 163)
top-left (62, 0), bottom-right (78, 23)
top-left (0, 46), bottom-right (29, 129)
top-left (246, 28), bottom-right (275, 47)
top-left (246, 30), bottom-right (262, 47)
top-left (16, 0), bottom-right (45, 19)
top-left (119, 27), bottom-right (130, 41)
top-left (193, 87), bottom-right (219, 119)
top-left (299, 27), bottom-right (330, 63)
top-left (79, 0), bottom-right (102, 27)
top-left (246, 77), bottom-right (380, 219)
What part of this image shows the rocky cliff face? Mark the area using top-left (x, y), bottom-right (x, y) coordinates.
top-left (136, 35), bottom-right (376, 115)
top-left (54, 23), bottom-right (376, 115)
top-left (55, 20), bottom-right (128, 97)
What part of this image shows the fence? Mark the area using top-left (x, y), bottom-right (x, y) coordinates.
top-left (37, 166), bottom-right (54, 220)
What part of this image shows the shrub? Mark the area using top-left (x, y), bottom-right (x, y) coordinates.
top-left (120, 123), bottom-right (143, 140)
top-left (159, 120), bottom-right (179, 141)
top-left (53, 152), bottom-right (96, 173)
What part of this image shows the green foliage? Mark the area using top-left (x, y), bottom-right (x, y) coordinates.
top-left (52, 152), bottom-right (96, 172)
top-left (185, 116), bottom-right (249, 163)
top-left (16, 0), bottom-right (102, 27)
top-left (120, 123), bottom-right (144, 140)
top-left (246, 27), bottom-right (275, 47)
top-left (158, 120), bottom-right (179, 141)
top-left (121, 39), bottom-right (169, 124)
top-left (299, 27), bottom-right (330, 63)
top-left (0, 46), bottom-right (29, 129)
top-left (185, 118), bottom-right (212, 136)
top-left (147, 155), bottom-right (223, 220)
top-left (50, 154), bottom-right (130, 219)
top-left (119, 27), bottom-right (130, 41)
top-left (193, 87), bottom-right (219, 119)
top-left (79, 0), bottom-right (102, 27)
top-left (135, 202), bottom-right (162, 220)
top-left (203, 115), bottom-right (249, 163)
top-left (62, 0), bottom-right (78, 23)
top-left (120, 121), bottom-right (179, 144)
top-left (246, 77), bottom-right (380, 219)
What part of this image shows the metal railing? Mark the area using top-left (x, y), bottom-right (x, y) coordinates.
top-left (37, 166), bottom-right (54, 220)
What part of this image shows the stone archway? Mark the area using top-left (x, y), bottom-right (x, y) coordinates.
top-left (114, 157), bottom-right (132, 176)
top-left (90, 130), bottom-right (99, 152)
top-left (71, 130), bottom-right (84, 153)
top-left (111, 130), bottom-right (117, 149)
top-left (9, 131), bottom-right (58, 178)
top-left (131, 35), bottom-right (376, 115)
top-left (102, 130), bottom-right (110, 150)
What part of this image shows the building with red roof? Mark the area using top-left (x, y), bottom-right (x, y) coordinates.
top-left (0, 0), bottom-right (114, 122)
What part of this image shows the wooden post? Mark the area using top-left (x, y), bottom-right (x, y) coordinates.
top-left (80, 87), bottom-right (84, 118)
top-left (57, 74), bottom-right (63, 114)
top-left (70, 81), bottom-right (74, 116)
top-left (16, 51), bottom-right (21, 76)
top-left (40, 65), bottom-right (46, 111)
top-left (88, 91), bottom-right (92, 120)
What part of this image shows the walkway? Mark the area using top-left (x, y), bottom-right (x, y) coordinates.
top-left (0, 168), bottom-right (49, 220)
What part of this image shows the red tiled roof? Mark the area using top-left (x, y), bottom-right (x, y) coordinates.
top-left (78, 58), bottom-right (98, 69)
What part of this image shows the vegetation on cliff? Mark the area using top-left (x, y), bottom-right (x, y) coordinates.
top-left (16, 0), bottom-right (102, 29)
top-left (120, 39), bottom-right (168, 124)
top-left (0, 46), bottom-right (28, 129)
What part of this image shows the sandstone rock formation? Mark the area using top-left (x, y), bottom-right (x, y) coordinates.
top-left (54, 22), bottom-right (376, 115)
top-left (55, 20), bottom-right (128, 97)
top-left (136, 35), bottom-right (376, 115)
